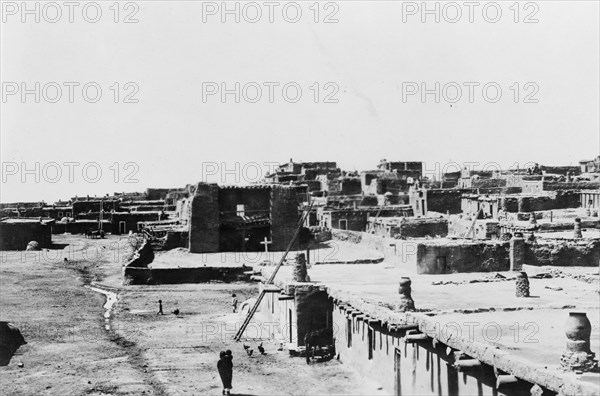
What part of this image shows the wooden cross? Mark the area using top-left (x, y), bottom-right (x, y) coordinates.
top-left (260, 237), bottom-right (272, 255)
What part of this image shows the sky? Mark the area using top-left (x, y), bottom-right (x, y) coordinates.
top-left (1, 0), bottom-right (599, 203)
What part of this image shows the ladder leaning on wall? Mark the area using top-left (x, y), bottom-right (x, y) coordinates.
top-left (233, 199), bottom-right (314, 342)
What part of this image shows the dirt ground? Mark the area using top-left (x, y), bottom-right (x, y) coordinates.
top-left (0, 234), bottom-right (386, 395)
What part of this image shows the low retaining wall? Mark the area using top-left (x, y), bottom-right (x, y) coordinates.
top-left (123, 265), bottom-right (251, 285)
top-left (124, 238), bottom-right (154, 268)
top-left (525, 239), bottom-right (600, 267)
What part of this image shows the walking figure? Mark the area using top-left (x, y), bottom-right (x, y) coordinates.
top-left (158, 299), bottom-right (163, 315)
top-left (231, 294), bottom-right (239, 313)
top-left (217, 350), bottom-right (233, 395)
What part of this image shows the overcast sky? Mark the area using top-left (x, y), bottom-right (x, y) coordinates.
top-left (1, 0), bottom-right (599, 202)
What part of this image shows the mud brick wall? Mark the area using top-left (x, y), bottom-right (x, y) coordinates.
top-left (543, 182), bottom-right (600, 191)
top-left (145, 188), bottom-right (172, 200)
top-left (72, 200), bottom-right (119, 215)
top-left (427, 189), bottom-right (463, 214)
top-left (123, 265), bottom-right (251, 285)
top-left (189, 183), bottom-right (220, 253)
top-left (111, 212), bottom-right (160, 234)
top-left (499, 197), bottom-right (520, 212)
top-left (524, 240), bottom-right (600, 267)
top-left (51, 220), bottom-right (111, 234)
top-left (417, 241), bottom-right (510, 274)
top-left (377, 179), bottom-right (408, 194)
top-left (517, 192), bottom-right (579, 213)
top-left (163, 230), bottom-right (189, 250)
top-left (328, 210), bottom-right (369, 231)
top-left (124, 238), bottom-right (154, 268)
top-left (397, 219), bottom-right (448, 238)
top-left (271, 186), bottom-right (302, 251)
top-left (0, 222), bottom-right (52, 250)
top-left (471, 178), bottom-right (507, 188)
top-left (218, 187), bottom-right (270, 215)
top-left (294, 285), bottom-right (332, 347)
top-left (340, 178), bottom-right (362, 195)
top-left (552, 191), bottom-right (581, 209)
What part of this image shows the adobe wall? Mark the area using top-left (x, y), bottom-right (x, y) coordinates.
top-left (397, 218), bottom-right (448, 238)
top-left (524, 240), bottom-right (600, 267)
top-left (111, 212), bottom-right (160, 234)
top-left (0, 222), bottom-right (52, 250)
top-left (332, 307), bottom-right (502, 396)
top-left (218, 187), bottom-right (270, 215)
top-left (471, 178), bottom-right (507, 188)
top-left (294, 285), bottom-right (331, 347)
top-left (416, 241), bottom-right (510, 274)
top-left (340, 179), bottom-right (362, 195)
top-left (448, 218), bottom-right (499, 239)
top-left (271, 186), bottom-right (302, 251)
top-left (163, 230), bottom-right (189, 250)
top-left (517, 192), bottom-right (579, 212)
top-left (543, 182), bottom-right (600, 191)
top-left (328, 210), bottom-right (368, 231)
top-left (427, 189), bottom-right (463, 214)
top-left (259, 285), bottom-right (298, 344)
top-left (332, 230), bottom-right (419, 272)
top-left (122, 265), bottom-right (251, 285)
top-left (72, 200), bottom-right (119, 215)
top-left (189, 183), bottom-right (219, 253)
top-left (124, 238), bottom-right (155, 268)
top-left (51, 220), bottom-right (111, 234)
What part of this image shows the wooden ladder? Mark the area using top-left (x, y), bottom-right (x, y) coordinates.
top-left (233, 199), bottom-right (314, 341)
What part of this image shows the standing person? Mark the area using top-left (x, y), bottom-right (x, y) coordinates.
top-left (231, 294), bottom-right (238, 313)
top-left (157, 300), bottom-right (163, 315)
top-left (217, 351), bottom-right (227, 395)
top-left (223, 350), bottom-right (233, 395)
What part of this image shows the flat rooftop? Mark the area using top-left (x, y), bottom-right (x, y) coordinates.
top-left (150, 242), bottom-right (383, 268)
top-left (260, 263), bottom-right (600, 395)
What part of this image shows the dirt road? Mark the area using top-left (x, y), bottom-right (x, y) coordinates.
top-left (1, 234), bottom-right (386, 395)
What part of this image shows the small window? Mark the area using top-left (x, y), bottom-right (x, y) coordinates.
top-left (236, 204), bottom-right (245, 217)
top-left (339, 219), bottom-right (347, 230)
top-left (58, 212), bottom-right (63, 217)
top-left (66, 212), bottom-right (71, 217)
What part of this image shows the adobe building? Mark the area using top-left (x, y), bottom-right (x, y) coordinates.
top-left (580, 190), bottom-right (600, 210)
top-left (579, 155), bottom-right (600, 173)
top-left (0, 218), bottom-right (53, 250)
top-left (367, 216), bottom-right (448, 239)
top-left (319, 206), bottom-right (414, 232)
top-left (41, 205), bottom-right (73, 220)
top-left (187, 183), bottom-right (307, 253)
top-left (256, 263), bottom-right (599, 396)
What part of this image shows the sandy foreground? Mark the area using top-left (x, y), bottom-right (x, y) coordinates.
top-left (0, 234), bottom-right (385, 396)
